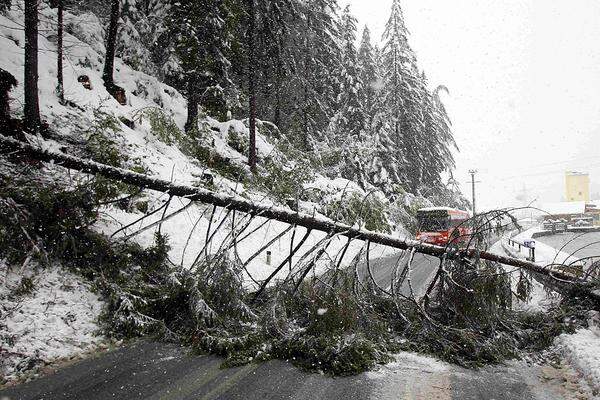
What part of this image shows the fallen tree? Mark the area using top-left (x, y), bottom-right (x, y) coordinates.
top-left (2, 133), bottom-right (599, 373)
top-left (0, 134), bottom-right (594, 292)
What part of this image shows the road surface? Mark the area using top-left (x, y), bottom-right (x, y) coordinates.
top-left (536, 231), bottom-right (600, 260)
top-left (358, 251), bottom-right (439, 297)
top-left (0, 340), bottom-right (582, 400)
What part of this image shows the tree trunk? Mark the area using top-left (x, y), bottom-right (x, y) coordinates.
top-left (274, 58), bottom-right (282, 129)
top-left (56, 0), bottom-right (64, 104)
top-left (102, 0), bottom-right (120, 92)
top-left (247, 0), bottom-right (257, 173)
top-left (24, 0), bottom-right (41, 133)
top-left (184, 76), bottom-right (199, 134)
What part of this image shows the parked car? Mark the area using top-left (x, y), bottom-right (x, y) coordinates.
top-left (572, 217), bottom-right (593, 227)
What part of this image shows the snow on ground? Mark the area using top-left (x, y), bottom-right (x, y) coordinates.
top-left (555, 324), bottom-right (600, 394)
top-left (513, 227), bottom-right (580, 266)
top-left (0, 263), bottom-right (105, 384)
top-left (489, 240), bottom-right (559, 312)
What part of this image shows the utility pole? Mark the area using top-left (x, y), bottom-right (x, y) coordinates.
top-left (469, 170), bottom-right (479, 216)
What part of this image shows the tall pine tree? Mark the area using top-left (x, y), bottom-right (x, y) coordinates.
top-left (329, 5), bottom-right (365, 140)
top-left (286, 0), bottom-right (339, 150)
top-left (168, 0), bottom-right (233, 132)
top-left (357, 26), bottom-right (377, 123)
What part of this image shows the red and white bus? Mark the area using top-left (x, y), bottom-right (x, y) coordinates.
top-left (415, 207), bottom-right (471, 246)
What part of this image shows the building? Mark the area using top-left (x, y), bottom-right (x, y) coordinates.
top-left (540, 201), bottom-right (586, 221)
top-left (565, 171), bottom-right (590, 202)
top-left (587, 201), bottom-right (600, 226)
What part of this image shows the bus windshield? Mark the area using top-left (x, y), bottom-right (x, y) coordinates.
top-left (417, 213), bottom-right (450, 232)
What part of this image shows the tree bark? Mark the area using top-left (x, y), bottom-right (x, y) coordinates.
top-left (247, 0), bottom-right (257, 172)
top-left (102, 0), bottom-right (120, 92)
top-left (56, 0), bottom-right (64, 104)
top-left (184, 76), bottom-right (199, 134)
top-left (24, 0), bottom-right (41, 132)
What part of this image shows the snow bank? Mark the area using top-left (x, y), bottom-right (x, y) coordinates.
top-left (0, 265), bottom-right (105, 384)
top-left (556, 325), bottom-right (600, 392)
top-left (513, 227), bottom-right (580, 266)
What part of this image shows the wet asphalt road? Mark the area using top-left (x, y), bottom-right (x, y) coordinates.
top-left (536, 232), bottom-right (600, 260)
top-left (0, 340), bottom-right (566, 400)
top-left (361, 251), bottom-right (439, 297)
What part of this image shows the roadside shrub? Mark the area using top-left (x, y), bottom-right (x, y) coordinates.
top-left (85, 114), bottom-right (123, 167)
top-left (0, 176), bottom-right (97, 266)
top-left (83, 112), bottom-right (148, 204)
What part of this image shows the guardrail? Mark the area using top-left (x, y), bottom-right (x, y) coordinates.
top-left (507, 237), bottom-right (536, 262)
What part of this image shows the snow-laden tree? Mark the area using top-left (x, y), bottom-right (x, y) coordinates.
top-left (251, 0), bottom-right (299, 127)
top-left (117, 0), bottom-right (176, 80)
top-left (357, 26), bottom-right (378, 123)
top-left (24, 0), bottom-right (41, 132)
top-left (102, 0), bottom-right (120, 95)
top-left (285, 0), bottom-right (340, 150)
top-left (328, 5), bottom-right (366, 142)
top-left (167, 0), bottom-right (233, 131)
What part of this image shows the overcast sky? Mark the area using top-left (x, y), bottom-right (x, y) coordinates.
top-left (343, 0), bottom-right (600, 211)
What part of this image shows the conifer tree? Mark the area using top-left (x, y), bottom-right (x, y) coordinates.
top-left (118, 0), bottom-right (174, 79)
top-left (253, 0), bottom-right (298, 128)
top-left (168, 0), bottom-right (233, 132)
top-left (378, 0), bottom-right (428, 189)
top-left (330, 5), bottom-right (365, 140)
top-left (49, 0), bottom-right (65, 104)
top-left (247, 0), bottom-right (257, 171)
top-left (357, 27), bottom-right (378, 121)
top-left (287, 0), bottom-right (339, 150)
top-left (103, 0), bottom-right (121, 95)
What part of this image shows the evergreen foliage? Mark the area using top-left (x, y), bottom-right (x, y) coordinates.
top-left (108, 0), bottom-right (462, 203)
